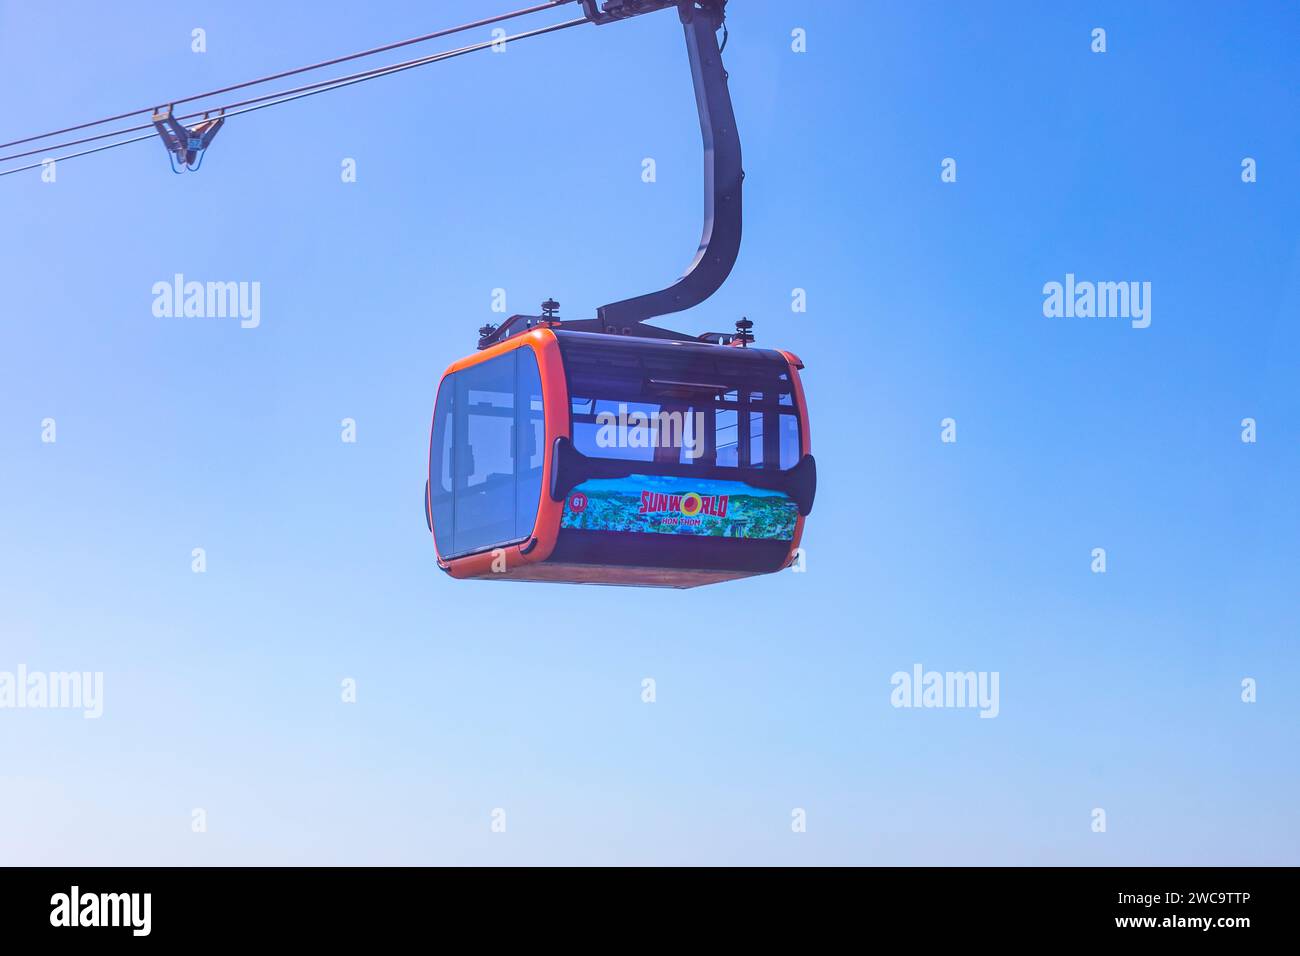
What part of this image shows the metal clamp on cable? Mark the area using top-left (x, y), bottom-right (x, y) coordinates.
top-left (151, 105), bottom-right (224, 173)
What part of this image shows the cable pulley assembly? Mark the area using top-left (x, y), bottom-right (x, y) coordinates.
top-left (151, 106), bottom-right (225, 173)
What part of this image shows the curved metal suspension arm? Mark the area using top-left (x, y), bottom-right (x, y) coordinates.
top-left (591, 0), bottom-right (741, 331)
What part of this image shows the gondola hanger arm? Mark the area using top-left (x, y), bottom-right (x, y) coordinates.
top-left (479, 0), bottom-right (740, 348)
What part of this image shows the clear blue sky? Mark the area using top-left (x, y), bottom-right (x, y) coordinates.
top-left (1, 0), bottom-right (1297, 864)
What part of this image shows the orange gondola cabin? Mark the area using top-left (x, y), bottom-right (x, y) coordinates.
top-left (425, 319), bottom-right (814, 587)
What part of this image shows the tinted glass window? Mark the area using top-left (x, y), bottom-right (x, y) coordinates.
top-left (454, 355), bottom-right (515, 555)
top-left (715, 408), bottom-right (739, 467)
top-left (561, 338), bottom-right (801, 471)
top-left (779, 413), bottom-right (800, 470)
top-left (749, 411), bottom-right (764, 468)
top-left (572, 398), bottom-right (661, 462)
top-left (429, 380), bottom-right (455, 547)
top-left (515, 349), bottom-right (545, 539)
top-left (429, 347), bottom-right (547, 559)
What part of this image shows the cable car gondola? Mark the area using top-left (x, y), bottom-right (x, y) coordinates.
top-left (425, 0), bottom-right (816, 587)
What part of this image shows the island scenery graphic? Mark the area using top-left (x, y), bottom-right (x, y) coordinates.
top-left (560, 475), bottom-right (798, 540)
